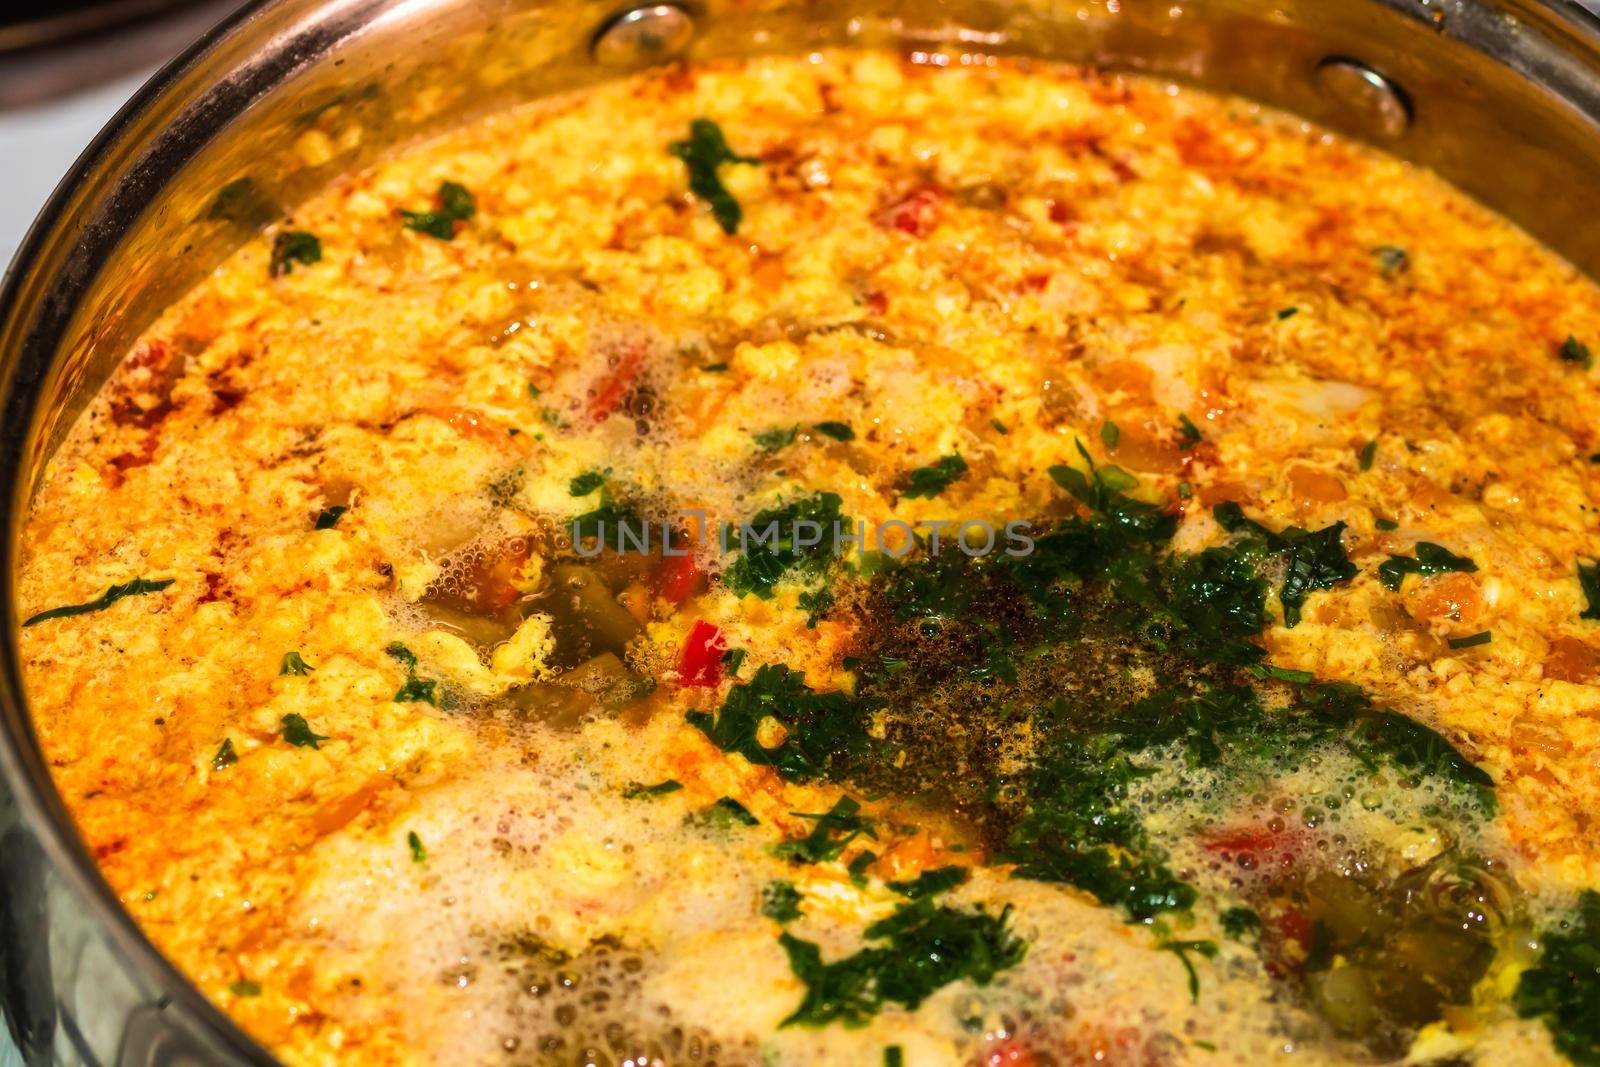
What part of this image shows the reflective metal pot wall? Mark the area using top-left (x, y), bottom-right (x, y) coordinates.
top-left (2, 1), bottom-right (1599, 1063)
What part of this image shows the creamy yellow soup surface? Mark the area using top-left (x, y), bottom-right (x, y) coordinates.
top-left (17, 51), bottom-right (1600, 1067)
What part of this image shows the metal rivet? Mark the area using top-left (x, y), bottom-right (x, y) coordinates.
top-left (591, 4), bottom-right (695, 68)
top-left (1315, 57), bottom-right (1411, 141)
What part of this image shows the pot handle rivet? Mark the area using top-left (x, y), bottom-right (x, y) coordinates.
top-left (592, 4), bottom-right (696, 68)
top-left (1315, 57), bottom-right (1412, 141)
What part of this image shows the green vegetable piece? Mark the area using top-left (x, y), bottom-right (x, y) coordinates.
top-left (814, 421), bottom-right (855, 442)
top-left (886, 866), bottom-right (969, 900)
top-left (1376, 542), bottom-right (1478, 591)
top-left (755, 425), bottom-right (800, 452)
top-left (669, 118), bottom-right (760, 234)
top-left (1515, 890), bottom-right (1600, 1065)
top-left (763, 880), bottom-right (804, 922)
top-left (211, 738), bottom-right (238, 771)
top-left (773, 796), bottom-right (878, 864)
top-left (407, 831), bottom-right (426, 863)
top-left (1559, 335), bottom-right (1594, 371)
top-left (279, 651), bottom-right (314, 676)
top-left (269, 231), bottom-right (321, 277)
top-left (314, 505), bottom-right (347, 529)
top-left (902, 454), bottom-right (968, 499)
top-left (23, 577), bottom-right (175, 627)
top-left (280, 713), bottom-right (329, 750)
top-left (623, 779), bottom-right (683, 798)
top-left (401, 180), bottom-right (476, 239)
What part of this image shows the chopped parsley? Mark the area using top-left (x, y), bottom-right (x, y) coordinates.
top-left (279, 651), bottom-right (314, 676)
top-left (688, 664), bottom-right (875, 781)
top-left (1276, 306), bottom-right (1299, 320)
top-left (393, 676), bottom-right (440, 705)
top-left (1220, 906), bottom-right (1261, 939)
top-left (23, 577), bottom-right (175, 627)
top-left (701, 361), bottom-right (729, 372)
top-left (401, 180), bottom-right (475, 240)
top-left (1448, 630), bottom-right (1492, 649)
top-left (1559, 335), bottom-right (1594, 371)
top-left (314, 505), bottom-right (347, 529)
top-left (1358, 439), bottom-right (1377, 471)
top-left (763, 880), bottom-right (804, 922)
top-left (1579, 560), bottom-right (1600, 621)
top-left (385, 642), bottom-right (418, 671)
top-left (721, 492), bottom-right (850, 599)
top-left (1099, 420), bottom-right (1120, 450)
top-left (1159, 938), bottom-right (1218, 1002)
top-left (1375, 245), bottom-right (1409, 276)
top-left (280, 713), bottom-right (329, 750)
top-left (407, 831), bottom-right (426, 863)
top-left (778, 899), bottom-right (1024, 1027)
top-left (1214, 502), bottom-right (1356, 628)
top-left (227, 980), bottom-right (262, 998)
top-left (1516, 890), bottom-right (1600, 1065)
top-left (568, 469), bottom-right (607, 496)
top-left (669, 118), bottom-right (760, 234)
top-left (754, 425), bottom-right (800, 452)
top-left (1247, 662), bottom-right (1314, 684)
top-left (990, 418), bottom-right (1009, 435)
top-left (886, 866), bottom-right (969, 900)
top-left (696, 797), bottom-right (760, 828)
top-left (210, 738), bottom-right (238, 771)
top-left (902, 454), bottom-right (968, 499)
top-left (847, 851), bottom-right (879, 886)
top-left (1375, 516), bottom-right (1399, 531)
top-left (269, 230), bottom-right (321, 277)
top-left (1176, 413), bottom-right (1203, 450)
top-left (622, 779), bottom-right (683, 798)
top-left (1376, 541), bottom-right (1478, 591)
top-left (814, 421), bottom-right (855, 442)
top-left (571, 499), bottom-right (651, 553)
top-left (773, 796), bottom-right (878, 864)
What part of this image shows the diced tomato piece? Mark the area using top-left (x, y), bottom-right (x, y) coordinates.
top-left (679, 620), bottom-right (726, 687)
top-left (654, 553), bottom-right (705, 605)
top-left (1203, 823), bottom-right (1305, 870)
top-left (876, 185), bottom-right (943, 237)
top-left (587, 341), bottom-right (648, 424)
top-left (1262, 904), bottom-right (1314, 979)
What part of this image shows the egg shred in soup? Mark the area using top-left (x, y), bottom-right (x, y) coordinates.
top-left (17, 50), bottom-right (1600, 1067)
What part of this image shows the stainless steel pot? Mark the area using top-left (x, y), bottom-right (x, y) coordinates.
top-left (2, 1), bottom-right (1599, 1063)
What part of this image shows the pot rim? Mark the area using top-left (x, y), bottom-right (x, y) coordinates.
top-left (0, 2), bottom-right (285, 1059)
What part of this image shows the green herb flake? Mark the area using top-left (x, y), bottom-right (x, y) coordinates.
top-left (1358, 439), bottom-right (1377, 471)
top-left (623, 779), bottom-right (684, 799)
top-left (1376, 541), bottom-right (1478, 591)
top-left (885, 1047), bottom-right (905, 1067)
top-left (314, 505), bottom-right (347, 529)
top-left (1246, 663), bottom-right (1315, 684)
top-left (568, 470), bottom-right (608, 496)
top-left (1220, 906), bottom-right (1261, 939)
top-left (1276, 306), bottom-right (1299, 320)
top-left (1516, 890), bottom-right (1600, 1065)
top-left (814, 421), bottom-right (855, 442)
top-left (211, 738), bottom-right (238, 771)
top-left (1579, 560), bottom-right (1600, 621)
top-left (697, 796), bottom-right (760, 828)
top-left (228, 980), bottom-right (262, 998)
top-left (701, 362), bottom-right (729, 372)
top-left (1559, 335), bottom-right (1595, 371)
top-left (1176, 413), bottom-right (1203, 450)
top-left (773, 796), bottom-right (878, 864)
top-left (721, 493), bottom-right (850, 600)
top-left (407, 830), bottom-right (426, 864)
top-left (393, 676), bottom-right (440, 706)
top-left (1159, 938), bottom-right (1218, 1003)
top-left (755, 425), bottom-right (800, 452)
top-left (269, 230), bottom-right (321, 278)
top-left (721, 647), bottom-right (748, 677)
top-left (1447, 630), bottom-right (1492, 650)
top-left (763, 880), bottom-right (805, 922)
top-left (280, 713), bottom-right (329, 750)
top-left (1177, 481), bottom-right (1193, 500)
top-left (1100, 420), bottom-right (1120, 450)
top-left (1375, 245), bottom-right (1409, 277)
top-left (401, 180), bottom-right (476, 240)
top-left (847, 850), bottom-right (879, 886)
top-left (902, 454), bottom-right (968, 500)
top-left (990, 418), bottom-right (1009, 435)
top-left (279, 651), bottom-right (314, 676)
top-left (669, 118), bottom-right (760, 234)
top-left (778, 900), bottom-right (1025, 1027)
top-left (886, 866), bottom-right (969, 900)
top-left (385, 642), bottom-right (418, 671)
top-left (23, 577), bottom-right (176, 628)
top-left (1375, 517), bottom-right (1399, 531)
